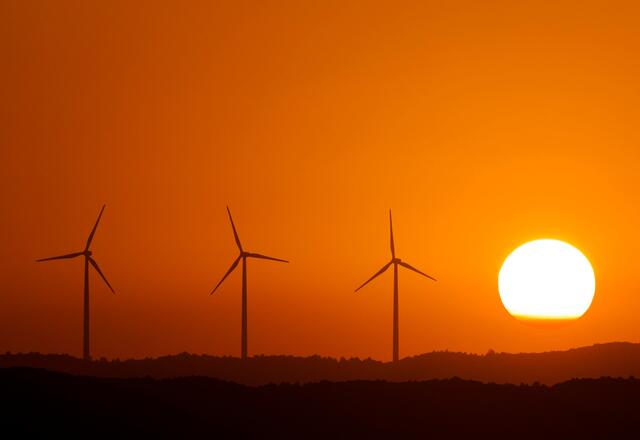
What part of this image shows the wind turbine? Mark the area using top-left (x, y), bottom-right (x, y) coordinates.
top-left (211, 207), bottom-right (288, 359)
top-left (355, 210), bottom-right (436, 363)
top-left (36, 205), bottom-right (115, 361)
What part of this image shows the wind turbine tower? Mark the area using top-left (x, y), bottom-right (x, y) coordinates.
top-left (355, 210), bottom-right (436, 362)
top-left (211, 207), bottom-right (288, 359)
top-left (37, 205), bottom-right (115, 361)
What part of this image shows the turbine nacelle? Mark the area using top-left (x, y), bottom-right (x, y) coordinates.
top-left (36, 205), bottom-right (115, 294)
top-left (210, 207), bottom-right (289, 295)
top-left (355, 210), bottom-right (436, 291)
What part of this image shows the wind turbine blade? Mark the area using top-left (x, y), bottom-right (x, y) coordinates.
top-left (355, 262), bottom-right (392, 292)
top-left (389, 210), bottom-right (395, 258)
top-left (398, 261), bottom-right (437, 282)
top-left (211, 256), bottom-right (242, 294)
top-left (85, 205), bottom-right (106, 250)
top-left (246, 253), bottom-right (289, 263)
top-left (226, 206), bottom-right (243, 252)
top-left (88, 257), bottom-right (115, 293)
top-left (36, 251), bottom-right (84, 262)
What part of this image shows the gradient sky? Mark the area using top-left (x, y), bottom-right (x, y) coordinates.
top-left (2, 0), bottom-right (640, 360)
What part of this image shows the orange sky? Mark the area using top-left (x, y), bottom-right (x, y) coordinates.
top-left (2, 0), bottom-right (640, 361)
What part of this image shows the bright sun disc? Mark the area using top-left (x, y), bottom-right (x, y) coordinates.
top-left (498, 239), bottom-right (595, 321)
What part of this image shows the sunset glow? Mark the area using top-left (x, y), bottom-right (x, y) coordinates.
top-left (4, 0), bottom-right (640, 361)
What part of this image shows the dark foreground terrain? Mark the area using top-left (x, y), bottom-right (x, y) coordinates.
top-left (3, 367), bottom-right (639, 438)
top-left (4, 342), bottom-right (640, 385)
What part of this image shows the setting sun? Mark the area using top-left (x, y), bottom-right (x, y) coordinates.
top-left (498, 239), bottom-right (596, 321)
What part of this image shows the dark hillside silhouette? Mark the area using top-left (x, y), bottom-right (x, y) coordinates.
top-left (3, 342), bottom-right (640, 385)
top-left (3, 367), bottom-right (639, 437)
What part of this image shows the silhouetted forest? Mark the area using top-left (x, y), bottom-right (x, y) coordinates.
top-left (3, 366), bottom-right (639, 437)
top-left (3, 342), bottom-right (640, 385)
